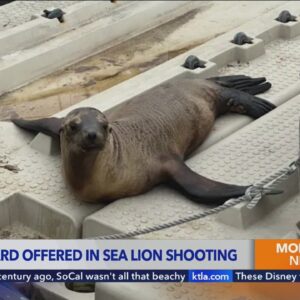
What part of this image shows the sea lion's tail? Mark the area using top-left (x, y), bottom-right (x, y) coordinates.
top-left (209, 75), bottom-right (272, 95)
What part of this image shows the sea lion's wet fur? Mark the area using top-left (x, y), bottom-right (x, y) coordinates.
top-left (11, 74), bottom-right (275, 204)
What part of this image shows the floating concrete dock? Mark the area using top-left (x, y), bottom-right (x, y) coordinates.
top-left (0, 1), bottom-right (299, 299)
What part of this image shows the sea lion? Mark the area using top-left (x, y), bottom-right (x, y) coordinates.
top-left (11, 74), bottom-right (275, 204)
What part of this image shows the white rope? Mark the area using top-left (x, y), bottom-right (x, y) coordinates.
top-left (90, 158), bottom-right (299, 240)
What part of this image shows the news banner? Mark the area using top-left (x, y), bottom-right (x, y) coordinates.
top-left (0, 240), bottom-right (299, 283)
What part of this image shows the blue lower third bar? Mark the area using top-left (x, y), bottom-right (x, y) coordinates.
top-left (234, 270), bottom-right (300, 282)
top-left (0, 270), bottom-right (189, 283)
top-left (188, 270), bottom-right (233, 282)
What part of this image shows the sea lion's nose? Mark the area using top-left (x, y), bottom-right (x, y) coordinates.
top-left (86, 131), bottom-right (97, 141)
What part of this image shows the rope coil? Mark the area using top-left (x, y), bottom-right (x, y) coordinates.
top-left (90, 158), bottom-right (299, 240)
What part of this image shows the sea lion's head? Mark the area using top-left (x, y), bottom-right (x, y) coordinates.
top-left (61, 107), bottom-right (110, 153)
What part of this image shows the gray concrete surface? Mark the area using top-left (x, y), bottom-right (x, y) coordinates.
top-left (0, 1), bottom-right (201, 95)
top-left (0, 1), bottom-right (286, 121)
top-left (0, 1), bottom-right (78, 31)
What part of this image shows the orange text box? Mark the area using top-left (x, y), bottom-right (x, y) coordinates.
top-left (255, 240), bottom-right (300, 269)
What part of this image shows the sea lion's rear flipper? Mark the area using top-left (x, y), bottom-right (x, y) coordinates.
top-left (165, 158), bottom-right (248, 205)
top-left (11, 117), bottom-right (63, 138)
top-left (208, 74), bottom-right (276, 118)
top-left (221, 88), bottom-right (276, 119)
top-left (209, 75), bottom-right (272, 95)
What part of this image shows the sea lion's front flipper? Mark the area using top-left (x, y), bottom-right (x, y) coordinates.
top-left (11, 117), bottom-right (63, 138)
top-left (165, 158), bottom-right (248, 205)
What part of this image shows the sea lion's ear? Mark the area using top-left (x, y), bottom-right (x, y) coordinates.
top-left (11, 117), bottom-right (64, 138)
top-left (108, 124), bottom-right (113, 133)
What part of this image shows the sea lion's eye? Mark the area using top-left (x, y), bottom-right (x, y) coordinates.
top-left (103, 123), bottom-right (108, 130)
top-left (69, 122), bottom-right (78, 132)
